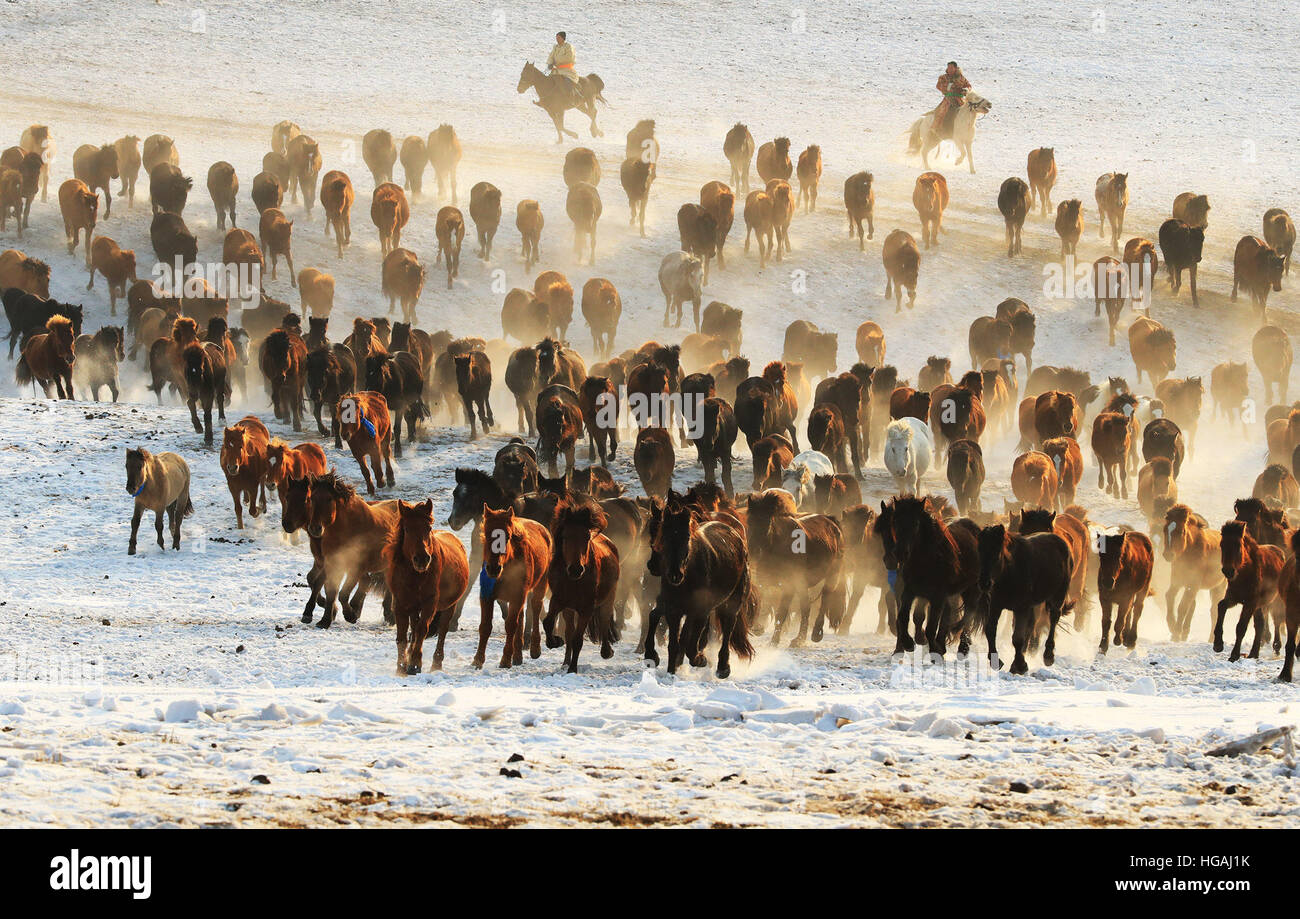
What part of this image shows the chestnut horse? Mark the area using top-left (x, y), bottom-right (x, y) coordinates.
top-left (302, 471), bottom-right (399, 628)
top-left (1216, 520), bottom-right (1285, 661)
top-left (221, 415), bottom-right (270, 528)
top-left (265, 439), bottom-right (327, 503)
top-left (15, 314), bottom-right (76, 398)
top-left (478, 505), bottom-right (552, 668)
top-left (546, 496), bottom-right (621, 673)
top-left (386, 499), bottom-right (470, 673)
top-left (1162, 504), bottom-right (1225, 643)
top-left (1096, 530), bottom-right (1153, 654)
top-left (336, 391), bottom-right (395, 494)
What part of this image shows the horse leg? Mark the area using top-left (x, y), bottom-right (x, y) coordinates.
top-left (203, 394), bottom-right (214, 445)
top-left (542, 599), bottom-right (564, 650)
top-left (1229, 603), bottom-right (1255, 662)
top-left (894, 587), bottom-right (918, 654)
top-left (153, 506), bottom-right (167, 550)
top-left (984, 601), bottom-right (1002, 669)
top-left (665, 609), bottom-right (685, 674)
top-left (1010, 605), bottom-right (1031, 675)
top-left (526, 583), bottom-right (544, 660)
top-left (393, 604), bottom-right (410, 674)
top-left (640, 594), bottom-right (660, 663)
top-left (472, 592), bottom-right (494, 670)
top-left (318, 570), bottom-right (343, 629)
top-left (1213, 597), bottom-right (1232, 653)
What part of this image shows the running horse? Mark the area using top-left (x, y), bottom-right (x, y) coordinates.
top-left (516, 61), bottom-right (607, 143)
top-left (905, 92), bottom-right (993, 174)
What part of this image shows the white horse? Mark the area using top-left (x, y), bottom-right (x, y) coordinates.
top-left (905, 92), bottom-right (992, 174)
top-left (780, 449), bottom-right (835, 509)
top-left (884, 417), bottom-right (934, 495)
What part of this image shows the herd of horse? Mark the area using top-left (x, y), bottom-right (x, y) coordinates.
top-left (4, 106), bottom-right (1300, 684)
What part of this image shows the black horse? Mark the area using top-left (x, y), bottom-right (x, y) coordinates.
top-left (364, 351), bottom-right (427, 456)
top-left (6, 292), bottom-right (83, 358)
top-left (645, 492), bottom-right (756, 678)
top-left (182, 341), bottom-right (230, 445)
top-left (306, 344), bottom-right (356, 447)
top-left (886, 495), bottom-right (981, 657)
top-left (974, 524), bottom-right (1074, 674)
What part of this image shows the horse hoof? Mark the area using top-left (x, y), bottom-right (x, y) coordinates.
top-left (316, 619), bottom-right (332, 630)
top-left (545, 636), bottom-right (563, 650)
top-left (406, 663), bottom-right (421, 675)
top-left (716, 664), bottom-right (731, 680)
top-left (472, 657), bottom-right (484, 670)
top-left (343, 610), bottom-right (360, 624)
top-left (601, 644), bottom-right (614, 660)
top-left (789, 637), bottom-right (806, 649)
top-left (1213, 639), bottom-right (1225, 653)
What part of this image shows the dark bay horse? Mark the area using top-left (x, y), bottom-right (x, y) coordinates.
top-left (516, 61), bottom-right (606, 143)
top-left (886, 495), bottom-right (981, 657)
top-left (975, 524), bottom-right (1074, 674)
top-left (646, 492), bottom-right (756, 678)
top-left (546, 495), bottom-right (620, 673)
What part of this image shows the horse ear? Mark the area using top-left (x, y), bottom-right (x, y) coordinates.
top-left (422, 498), bottom-right (433, 513)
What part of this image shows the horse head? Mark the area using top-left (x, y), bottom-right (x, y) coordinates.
top-left (398, 499), bottom-right (437, 572)
top-left (517, 62), bottom-right (539, 93)
top-left (965, 92), bottom-right (992, 114)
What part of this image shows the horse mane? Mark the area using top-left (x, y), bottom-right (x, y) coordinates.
top-left (266, 328), bottom-right (291, 359)
top-left (1147, 328), bottom-right (1176, 348)
top-left (313, 469), bottom-right (355, 501)
top-left (762, 360), bottom-right (787, 385)
top-left (1221, 519), bottom-right (1247, 542)
top-left (552, 493), bottom-right (607, 537)
top-left (46, 314), bottom-right (73, 334)
top-left (1234, 497), bottom-right (1266, 520)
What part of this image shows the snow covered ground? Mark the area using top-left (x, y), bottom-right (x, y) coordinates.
top-left (1, 0), bottom-right (1299, 826)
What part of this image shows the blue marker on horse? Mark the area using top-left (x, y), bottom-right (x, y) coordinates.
top-left (131, 481), bottom-right (146, 498)
top-left (357, 404), bottom-right (376, 438)
top-left (479, 565), bottom-right (499, 601)
top-left (887, 568), bottom-right (898, 593)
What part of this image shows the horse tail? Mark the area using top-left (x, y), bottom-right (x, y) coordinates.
top-left (14, 351), bottom-right (32, 386)
top-left (183, 497), bottom-right (194, 518)
top-left (729, 559), bottom-right (758, 660)
top-left (586, 73), bottom-right (608, 105)
top-left (905, 119), bottom-right (923, 155)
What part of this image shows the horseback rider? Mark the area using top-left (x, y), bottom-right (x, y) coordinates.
top-left (547, 31), bottom-right (585, 106)
top-left (931, 61), bottom-right (971, 140)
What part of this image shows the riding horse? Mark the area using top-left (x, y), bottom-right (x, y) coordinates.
top-left (517, 61), bottom-right (607, 143)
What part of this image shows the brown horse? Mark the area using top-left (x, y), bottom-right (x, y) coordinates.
top-left (125, 447), bottom-right (192, 555)
top-left (1091, 411), bottom-right (1132, 498)
top-left (1094, 172), bottom-right (1128, 252)
top-left (427, 125), bottom-right (463, 202)
top-left (912, 171), bottom-right (949, 249)
top-left (516, 200), bottom-right (543, 272)
top-left (15, 314), bottom-right (76, 398)
top-left (839, 504), bottom-right (895, 634)
top-left (319, 170), bottom-right (354, 257)
top-left (634, 426), bottom-right (675, 497)
top-left (646, 493), bottom-right (756, 678)
top-left (478, 505), bottom-right (552, 667)
top-left (882, 229), bottom-right (920, 311)
top-left (387, 499), bottom-right (470, 673)
top-left (220, 415), bottom-right (270, 528)
top-left (747, 489), bottom-right (847, 647)
top-left (261, 328), bottom-right (307, 430)
top-left (265, 439), bottom-right (327, 503)
top-left (1096, 530), bottom-right (1153, 653)
top-left (1027, 147), bottom-right (1056, 216)
top-left (1279, 530), bottom-right (1300, 681)
top-left (303, 471), bottom-right (399, 628)
top-left (1162, 504), bottom-right (1225, 643)
top-left (886, 495), bottom-right (981, 657)
top-left (371, 183), bottom-right (410, 256)
top-left (1011, 451), bottom-right (1059, 510)
top-left (337, 392), bottom-right (395, 493)
top-left (258, 207), bottom-right (295, 284)
top-left (975, 524), bottom-right (1074, 673)
top-left (1017, 508), bottom-right (1089, 614)
top-left (1217, 520), bottom-right (1285, 661)
top-left (435, 206), bottom-right (465, 289)
top-left (546, 496), bottom-right (621, 673)
top-left (182, 340), bottom-right (230, 444)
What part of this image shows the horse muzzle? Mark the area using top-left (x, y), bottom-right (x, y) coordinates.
top-left (1222, 566), bottom-right (1236, 581)
top-left (307, 524), bottom-right (324, 538)
top-left (665, 569), bottom-right (685, 586)
top-left (226, 463), bottom-right (240, 476)
top-left (566, 563), bottom-right (585, 580)
top-left (412, 554), bottom-right (432, 573)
